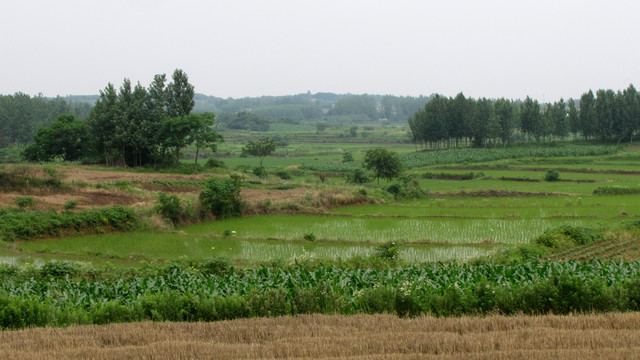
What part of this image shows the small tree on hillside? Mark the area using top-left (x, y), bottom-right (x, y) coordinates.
top-left (243, 137), bottom-right (278, 167)
top-left (363, 148), bottom-right (402, 184)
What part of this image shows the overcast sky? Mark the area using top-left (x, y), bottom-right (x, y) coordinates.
top-left (1, 0), bottom-right (639, 101)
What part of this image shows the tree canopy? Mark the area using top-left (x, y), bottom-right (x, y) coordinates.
top-left (243, 137), bottom-right (278, 167)
top-left (364, 148), bottom-right (403, 184)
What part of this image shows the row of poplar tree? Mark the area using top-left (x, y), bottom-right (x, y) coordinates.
top-left (408, 84), bottom-right (640, 148)
top-left (23, 69), bottom-right (221, 167)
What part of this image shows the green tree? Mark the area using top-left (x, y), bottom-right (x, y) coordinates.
top-left (363, 147), bottom-right (402, 184)
top-left (567, 99), bottom-right (579, 140)
top-left (166, 69), bottom-right (195, 118)
top-left (87, 83), bottom-right (118, 165)
top-left (21, 114), bottom-right (86, 162)
top-left (551, 98), bottom-right (568, 140)
top-left (622, 84), bottom-right (640, 143)
top-left (190, 112), bottom-right (223, 169)
top-left (243, 137), bottom-right (278, 167)
top-left (579, 90), bottom-right (597, 140)
top-left (520, 96), bottom-right (542, 142)
top-left (493, 98), bottom-right (517, 146)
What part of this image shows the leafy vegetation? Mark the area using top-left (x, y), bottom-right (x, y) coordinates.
top-left (0, 206), bottom-right (138, 241)
top-left (0, 260), bottom-right (638, 329)
top-left (199, 176), bottom-right (244, 219)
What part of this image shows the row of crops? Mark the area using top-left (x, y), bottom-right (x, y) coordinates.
top-left (1, 259), bottom-right (639, 329)
top-left (300, 145), bottom-right (620, 172)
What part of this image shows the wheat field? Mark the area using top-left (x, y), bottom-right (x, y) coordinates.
top-left (1, 313), bottom-right (638, 359)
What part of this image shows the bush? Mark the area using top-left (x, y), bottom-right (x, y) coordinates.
top-left (200, 257), bottom-right (229, 276)
top-left (375, 241), bottom-right (400, 261)
top-left (303, 233), bottom-right (316, 241)
top-left (253, 166), bottom-right (267, 178)
top-left (534, 225), bottom-right (602, 249)
top-left (63, 200), bottom-right (78, 211)
top-left (386, 180), bottom-right (428, 200)
top-left (14, 196), bottom-right (35, 209)
top-left (347, 168), bottom-right (369, 184)
top-left (544, 169), bottom-right (560, 182)
top-left (205, 158), bottom-right (227, 168)
top-left (155, 192), bottom-right (182, 225)
top-left (40, 260), bottom-right (81, 278)
top-left (275, 170), bottom-right (291, 180)
top-left (342, 152), bottom-right (354, 163)
top-left (199, 176), bottom-right (244, 219)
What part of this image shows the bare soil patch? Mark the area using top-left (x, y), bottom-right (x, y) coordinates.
top-left (1, 313), bottom-right (638, 359)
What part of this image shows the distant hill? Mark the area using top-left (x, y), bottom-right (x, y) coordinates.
top-left (64, 92), bottom-right (432, 124)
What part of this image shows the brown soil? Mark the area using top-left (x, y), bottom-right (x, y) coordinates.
top-left (241, 187), bottom-right (315, 202)
top-left (0, 313), bottom-right (638, 359)
top-left (0, 165), bottom-right (317, 211)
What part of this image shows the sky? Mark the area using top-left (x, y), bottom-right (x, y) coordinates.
top-left (1, 0), bottom-right (639, 101)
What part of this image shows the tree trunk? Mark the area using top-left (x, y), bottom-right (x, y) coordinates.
top-left (194, 146), bottom-right (200, 173)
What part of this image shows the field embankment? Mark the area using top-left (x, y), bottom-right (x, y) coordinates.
top-left (1, 313), bottom-right (638, 360)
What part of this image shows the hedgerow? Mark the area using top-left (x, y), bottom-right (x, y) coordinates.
top-left (0, 206), bottom-right (138, 241)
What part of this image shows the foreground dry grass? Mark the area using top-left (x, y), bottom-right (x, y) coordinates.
top-left (1, 313), bottom-right (639, 359)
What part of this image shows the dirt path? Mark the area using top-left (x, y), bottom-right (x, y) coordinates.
top-left (0, 313), bottom-right (638, 359)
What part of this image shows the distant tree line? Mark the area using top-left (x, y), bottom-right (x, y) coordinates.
top-left (22, 69), bottom-right (222, 167)
top-left (409, 85), bottom-right (640, 148)
top-left (0, 94), bottom-right (90, 148)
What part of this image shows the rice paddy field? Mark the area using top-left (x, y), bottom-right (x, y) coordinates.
top-left (1, 142), bottom-right (639, 266)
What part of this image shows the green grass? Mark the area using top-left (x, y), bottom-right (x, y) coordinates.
top-left (0, 230), bottom-right (497, 265)
top-left (181, 214), bottom-right (602, 246)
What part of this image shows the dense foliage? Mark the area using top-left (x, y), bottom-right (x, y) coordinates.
top-left (409, 85), bottom-right (640, 148)
top-left (0, 260), bottom-right (638, 329)
top-left (17, 69), bottom-right (222, 167)
top-left (363, 148), bottom-right (403, 183)
top-left (199, 176), bottom-right (244, 219)
top-left (0, 206), bottom-right (138, 241)
top-left (0, 93), bottom-right (90, 149)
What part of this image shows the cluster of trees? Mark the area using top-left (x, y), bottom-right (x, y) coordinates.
top-left (409, 85), bottom-right (640, 148)
top-left (216, 112), bottom-right (270, 131)
top-left (192, 92), bottom-right (430, 125)
top-left (0, 94), bottom-right (90, 148)
top-left (23, 69), bottom-right (222, 167)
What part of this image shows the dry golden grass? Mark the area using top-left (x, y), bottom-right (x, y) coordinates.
top-left (1, 313), bottom-right (639, 359)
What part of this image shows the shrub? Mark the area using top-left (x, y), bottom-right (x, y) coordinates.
top-left (63, 200), bottom-right (78, 211)
top-left (200, 257), bottom-right (229, 276)
top-left (14, 196), bottom-right (35, 209)
top-left (375, 241), bottom-right (400, 261)
top-left (347, 168), bottom-right (369, 184)
top-left (155, 192), bottom-right (182, 225)
top-left (40, 260), bottom-right (81, 278)
top-left (275, 170), bottom-right (291, 180)
top-left (253, 166), bottom-right (267, 178)
top-left (534, 225), bottom-right (602, 249)
top-left (205, 158), bottom-right (227, 168)
top-left (199, 176), bottom-right (244, 219)
top-left (342, 152), bottom-right (354, 163)
top-left (544, 169), bottom-right (560, 182)
top-left (303, 233), bottom-right (316, 241)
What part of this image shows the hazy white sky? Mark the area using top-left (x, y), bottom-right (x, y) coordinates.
top-left (1, 0), bottom-right (639, 101)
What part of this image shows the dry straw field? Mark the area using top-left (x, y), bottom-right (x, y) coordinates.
top-left (1, 313), bottom-right (639, 359)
